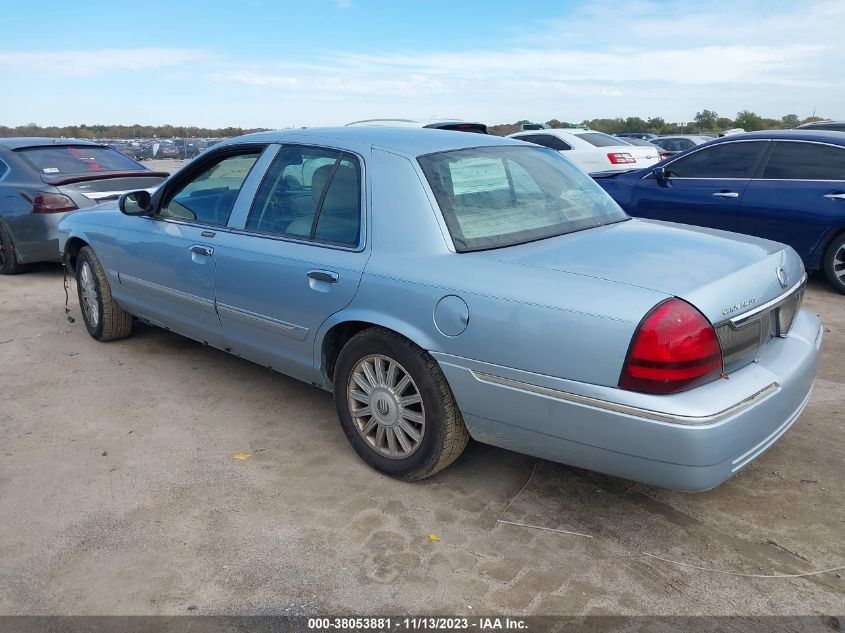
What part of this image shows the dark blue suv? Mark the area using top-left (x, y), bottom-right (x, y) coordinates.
top-left (594, 130), bottom-right (845, 293)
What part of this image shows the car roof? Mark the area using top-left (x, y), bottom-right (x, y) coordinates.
top-left (652, 135), bottom-right (710, 140)
top-left (513, 128), bottom-right (591, 135)
top-left (713, 129), bottom-right (845, 145)
top-left (798, 120), bottom-right (845, 128)
top-left (346, 118), bottom-right (482, 128)
top-left (223, 126), bottom-right (524, 157)
top-left (0, 137), bottom-right (105, 150)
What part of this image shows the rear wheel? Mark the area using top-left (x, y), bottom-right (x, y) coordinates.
top-left (333, 327), bottom-right (469, 480)
top-left (0, 223), bottom-right (23, 275)
top-left (76, 246), bottom-right (134, 341)
top-left (823, 233), bottom-right (845, 294)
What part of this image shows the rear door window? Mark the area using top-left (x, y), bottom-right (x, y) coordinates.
top-left (761, 142), bottom-right (845, 180)
top-left (246, 145), bottom-right (361, 246)
top-left (16, 145), bottom-right (143, 174)
top-left (665, 142), bottom-right (767, 178)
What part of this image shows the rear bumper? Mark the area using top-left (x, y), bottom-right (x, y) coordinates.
top-left (4, 212), bottom-right (70, 263)
top-left (434, 309), bottom-right (823, 491)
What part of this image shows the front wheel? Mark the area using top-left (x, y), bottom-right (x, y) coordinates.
top-left (333, 327), bottom-right (469, 480)
top-left (823, 233), bottom-right (845, 294)
top-left (76, 246), bottom-right (134, 341)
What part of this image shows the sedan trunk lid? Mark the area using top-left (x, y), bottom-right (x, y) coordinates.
top-left (477, 218), bottom-right (805, 327)
top-left (42, 171), bottom-right (168, 208)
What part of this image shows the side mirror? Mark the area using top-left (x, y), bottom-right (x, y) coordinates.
top-left (651, 166), bottom-right (669, 180)
top-left (119, 190), bottom-right (152, 216)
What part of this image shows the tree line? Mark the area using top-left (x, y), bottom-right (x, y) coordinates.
top-left (486, 111), bottom-right (828, 136)
top-left (0, 111), bottom-right (831, 140)
top-left (0, 123), bottom-right (268, 139)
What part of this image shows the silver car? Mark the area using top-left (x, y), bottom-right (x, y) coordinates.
top-left (0, 138), bottom-right (167, 274)
top-left (58, 127), bottom-right (822, 490)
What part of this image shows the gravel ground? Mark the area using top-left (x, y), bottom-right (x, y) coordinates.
top-left (0, 262), bottom-right (842, 617)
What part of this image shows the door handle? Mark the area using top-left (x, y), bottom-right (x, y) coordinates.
top-left (824, 193), bottom-right (845, 200)
top-left (712, 191), bottom-right (739, 198)
top-left (190, 245), bottom-right (214, 257)
top-left (307, 270), bottom-right (339, 284)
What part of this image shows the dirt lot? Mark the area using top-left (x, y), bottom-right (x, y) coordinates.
top-left (0, 259), bottom-right (842, 616)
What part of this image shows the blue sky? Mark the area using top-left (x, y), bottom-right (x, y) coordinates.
top-left (0, 0), bottom-right (842, 128)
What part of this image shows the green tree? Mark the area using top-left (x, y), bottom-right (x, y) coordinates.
top-left (735, 110), bottom-right (764, 131)
top-left (624, 116), bottom-right (648, 132)
top-left (694, 110), bottom-right (719, 131)
top-left (715, 117), bottom-right (734, 131)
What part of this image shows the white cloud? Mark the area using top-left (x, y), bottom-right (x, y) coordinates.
top-left (1, 1), bottom-right (842, 127)
top-left (198, 0), bottom-right (843, 124)
top-left (0, 48), bottom-right (210, 76)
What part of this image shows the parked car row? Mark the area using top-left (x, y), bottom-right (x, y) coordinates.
top-left (46, 126), bottom-right (823, 491)
top-left (102, 137), bottom-right (222, 161)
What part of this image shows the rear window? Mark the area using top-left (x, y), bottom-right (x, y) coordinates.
top-left (431, 123), bottom-right (489, 134)
top-left (418, 146), bottom-right (627, 252)
top-left (16, 145), bottom-right (142, 175)
top-left (575, 132), bottom-right (625, 147)
top-left (516, 134), bottom-right (572, 151)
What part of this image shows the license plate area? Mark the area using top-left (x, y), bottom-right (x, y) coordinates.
top-left (715, 280), bottom-right (805, 372)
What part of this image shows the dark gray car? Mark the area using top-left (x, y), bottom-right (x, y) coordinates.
top-left (0, 138), bottom-right (168, 273)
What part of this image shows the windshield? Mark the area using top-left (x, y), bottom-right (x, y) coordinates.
top-left (17, 145), bottom-right (143, 175)
top-left (418, 146), bottom-right (628, 252)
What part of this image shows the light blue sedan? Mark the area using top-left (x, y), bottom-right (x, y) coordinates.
top-left (58, 128), bottom-right (823, 490)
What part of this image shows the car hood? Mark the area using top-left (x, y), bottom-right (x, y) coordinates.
top-left (474, 218), bottom-right (805, 324)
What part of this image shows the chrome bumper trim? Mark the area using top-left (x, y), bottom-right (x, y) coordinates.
top-left (471, 371), bottom-right (779, 426)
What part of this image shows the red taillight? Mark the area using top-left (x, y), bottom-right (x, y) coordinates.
top-left (607, 152), bottom-right (636, 164)
top-left (659, 151), bottom-right (673, 160)
top-left (619, 298), bottom-right (722, 394)
top-left (25, 193), bottom-right (78, 214)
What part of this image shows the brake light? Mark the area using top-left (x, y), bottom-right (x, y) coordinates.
top-left (658, 151), bottom-right (673, 160)
top-left (607, 152), bottom-right (636, 164)
top-left (619, 298), bottom-right (722, 394)
top-left (25, 193), bottom-right (78, 214)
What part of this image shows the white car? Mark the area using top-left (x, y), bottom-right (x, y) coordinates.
top-left (508, 128), bottom-right (659, 173)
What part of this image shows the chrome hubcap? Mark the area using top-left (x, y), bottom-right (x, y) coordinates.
top-left (348, 354), bottom-right (425, 459)
top-left (834, 245), bottom-right (845, 280)
top-left (79, 263), bottom-right (100, 327)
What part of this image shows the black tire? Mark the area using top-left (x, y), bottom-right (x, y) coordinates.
top-left (333, 327), bottom-right (469, 481)
top-left (0, 222), bottom-right (23, 275)
top-left (76, 246), bottom-right (134, 341)
top-left (823, 233), bottom-right (845, 294)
